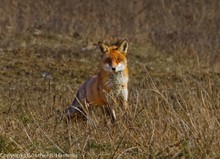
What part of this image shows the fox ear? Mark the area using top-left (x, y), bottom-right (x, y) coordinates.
top-left (118, 39), bottom-right (128, 54)
top-left (98, 42), bottom-right (109, 54)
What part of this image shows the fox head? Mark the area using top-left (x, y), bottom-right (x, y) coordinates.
top-left (98, 39), bottom-right (128, 73)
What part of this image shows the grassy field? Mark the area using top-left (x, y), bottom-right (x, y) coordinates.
top-left (0, 1), bottom-right (220, 159)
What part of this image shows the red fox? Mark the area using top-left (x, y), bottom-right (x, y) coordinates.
top-left (64, 40), bottom-right (129, 122)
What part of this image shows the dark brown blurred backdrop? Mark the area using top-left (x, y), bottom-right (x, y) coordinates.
top-left (0, 0), bottom-right (219, 54)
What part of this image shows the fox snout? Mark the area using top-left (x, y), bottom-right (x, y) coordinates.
top-left (104, 63), bottom-right (125, 73)
top-left (110, 62), bottom-right (118, 72)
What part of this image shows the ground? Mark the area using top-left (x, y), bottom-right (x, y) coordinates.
top-left (0, 34), bottom-right (219, 158)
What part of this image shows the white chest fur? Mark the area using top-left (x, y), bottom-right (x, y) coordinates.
top-left (105, 72), bottom-right (128, 88)
top-left (105, 72), bottom-right (128, 101)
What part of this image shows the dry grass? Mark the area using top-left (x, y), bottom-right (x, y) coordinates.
top-left (0, 1), bottom-right (220, 159)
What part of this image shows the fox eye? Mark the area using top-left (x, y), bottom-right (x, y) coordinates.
top-left (116, 58), bottom-right (121, 63)
top-left (105, 58), bottom-right (111, 63)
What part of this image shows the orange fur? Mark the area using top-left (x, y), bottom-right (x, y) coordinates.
top-left (64, 40), bottom-right (129, 122)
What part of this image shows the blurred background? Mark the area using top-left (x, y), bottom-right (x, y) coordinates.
top-left (0, 0), bottom-right (219, 54)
